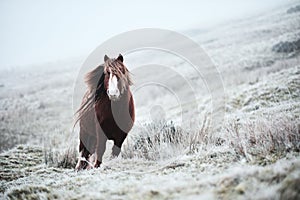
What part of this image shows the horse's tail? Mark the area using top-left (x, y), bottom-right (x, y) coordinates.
top-left (72, 64), bottom-right (104, 131)
top-left (73, 90), bottom-right (95, 130)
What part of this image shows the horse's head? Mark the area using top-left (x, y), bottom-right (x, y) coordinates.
top-left (103, 54), bottom-right (132, 101)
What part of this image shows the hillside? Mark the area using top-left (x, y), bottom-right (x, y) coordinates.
top-left (1, 2), bottom-right (300, 199)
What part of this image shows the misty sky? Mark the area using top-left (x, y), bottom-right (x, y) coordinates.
top-left (0, 0), bottom-right (288, 68)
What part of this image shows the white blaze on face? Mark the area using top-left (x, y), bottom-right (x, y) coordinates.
top-left (107, 72), bottom-right (120, 99)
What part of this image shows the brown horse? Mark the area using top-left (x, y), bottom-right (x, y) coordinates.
top-left (75, 54), bottom-right (135, 170)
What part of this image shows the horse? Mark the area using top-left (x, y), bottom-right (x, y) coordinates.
top-left (74, 54), bottom-right (135, 170)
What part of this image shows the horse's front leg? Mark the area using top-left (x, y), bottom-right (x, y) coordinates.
top-left (111, 133), bottom-right (127, 158)
top-left (75, 140), bottom-right (90, 171)
top-left (94, 125), bottom-right (107, 168)
top-left (111, 145), bottom-right (121, 157)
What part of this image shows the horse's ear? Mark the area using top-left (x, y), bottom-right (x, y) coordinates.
top-left (104, 55), bottom-right (109, 62)
top-left (117, 54), bottom-right (123, 62)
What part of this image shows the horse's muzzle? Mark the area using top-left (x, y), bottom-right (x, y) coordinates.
top-left (107, 89), bottom-right (120, 101)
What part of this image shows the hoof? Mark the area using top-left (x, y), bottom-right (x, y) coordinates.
top-left (94, 160), bottom-right (102, 168)
top-left (75, 161), bottom-right (87, 171)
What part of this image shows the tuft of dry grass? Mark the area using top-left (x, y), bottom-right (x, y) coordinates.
top-left (224, 115), bottom-right (300, 163)
top-left (122, 121), bottom-right (189, 160)
top-left (122, 116), bottom-right (213, 160)
top-left (122, 113), bottom-right (299, 164)
top-left (44, 146), bottom-right (77, 169)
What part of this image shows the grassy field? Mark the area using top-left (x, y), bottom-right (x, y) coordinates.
top-left (0, 2), bottom-right (300, 199)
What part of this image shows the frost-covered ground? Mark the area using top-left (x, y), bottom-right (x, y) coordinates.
top-left (1, 2), bottom-right (300, 200)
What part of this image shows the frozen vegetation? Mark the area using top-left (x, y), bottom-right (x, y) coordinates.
top-left (1, 2), bottom-right (300, 199)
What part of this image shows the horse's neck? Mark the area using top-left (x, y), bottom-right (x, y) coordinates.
top-left (117, 89), bottom-right (131, 104)
top-left (109, 89), bottom-right (130, 108)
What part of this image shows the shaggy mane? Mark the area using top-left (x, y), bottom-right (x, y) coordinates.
top-left (74, 59), bottom-right (132, 127)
